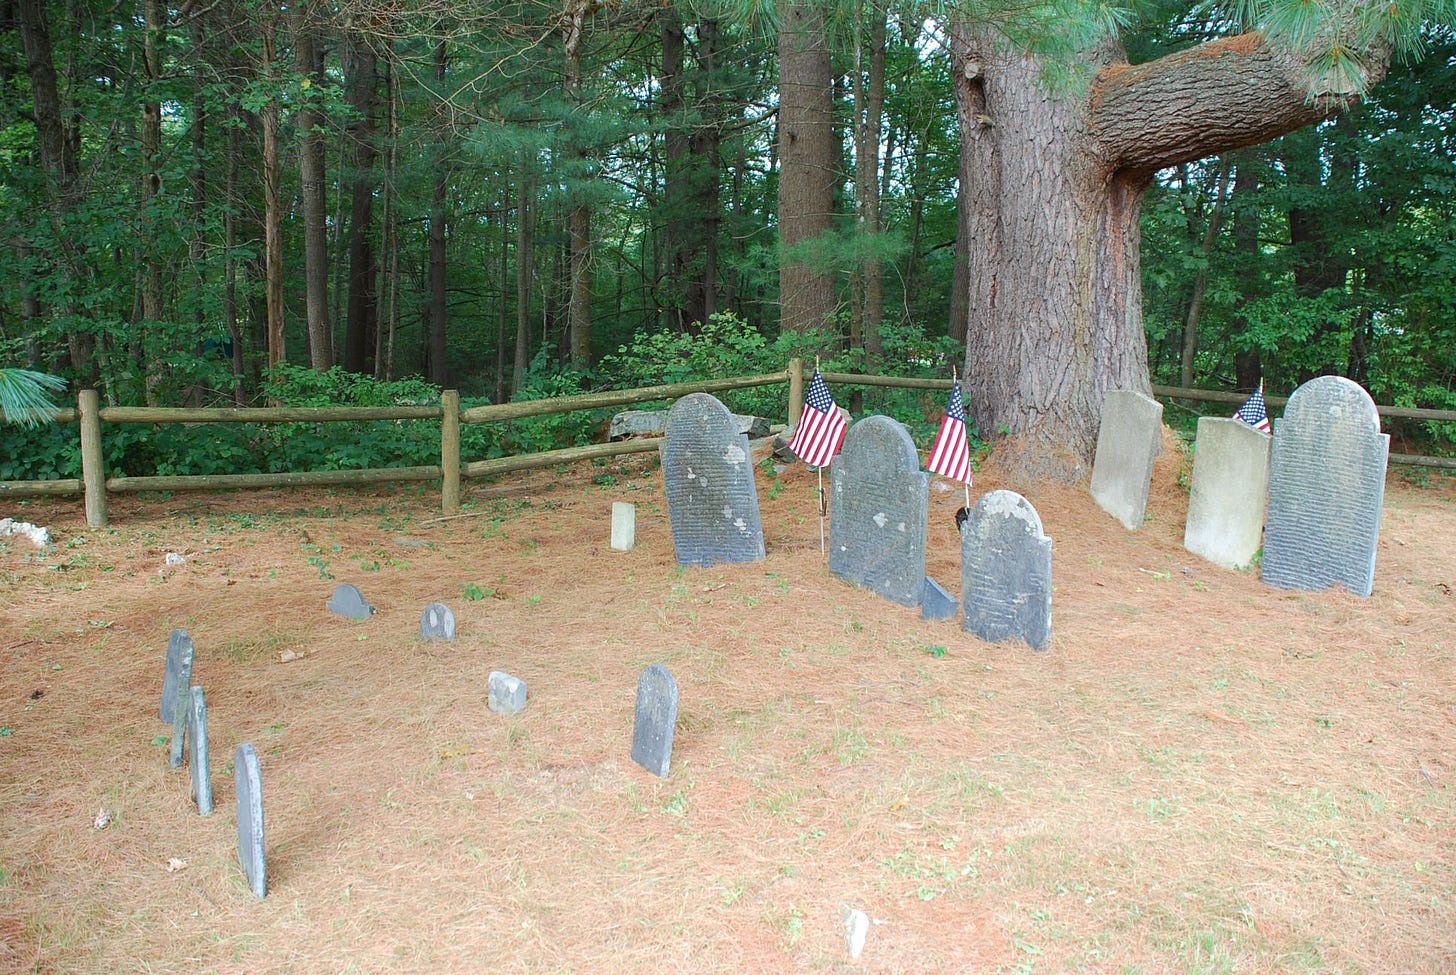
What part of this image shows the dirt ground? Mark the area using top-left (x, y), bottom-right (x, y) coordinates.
top-left (1, 437), bottom-right (1453, 975)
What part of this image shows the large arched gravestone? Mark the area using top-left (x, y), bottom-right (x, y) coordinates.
top-left (662, 393), bottom-right (765, 567)
top-left (1261, 376), bottom-right (1388, 597)
top-left (828, 415), bottom-right (928, 607)
top-left (961, 490), bottom-right (1052, 651)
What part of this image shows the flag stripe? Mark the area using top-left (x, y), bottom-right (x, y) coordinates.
top-left (788, 370), bottom-right (847, 468)
top-left (925, 380), bottom-right (972, 484)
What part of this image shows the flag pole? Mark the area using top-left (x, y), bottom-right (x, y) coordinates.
top-left (953, 365), bottom-right (971, 510)
top-left (815, 356), bottom-right (827, 555)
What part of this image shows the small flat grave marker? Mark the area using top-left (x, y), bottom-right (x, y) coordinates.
top-left (631, 664), bottom-right (679, 778)
top-left (235, 742), bottom-right (267, 898)
top-left (962, 490), bottom-right (1053, 651)
top-left (828, 415), bottom-right (929, 607)
top-left (1089, 390), bottom-right (1164, 530)
top-left (159, 629), bottom-right (194, 723)
top-left (611, 502), bottom-right (637, 552)
top-left (487, 671), bottom-right (528, 715)
top-left (187, 685), bottom-right (213, 816)
top-left (327, 583), bottom-right (375, 619)
top-left (419, 603), bottom-right (456, 641)
top-left (661, 393), bottom-right (765, 567)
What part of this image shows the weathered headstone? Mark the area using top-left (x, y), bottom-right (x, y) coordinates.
top-left (962, 490), bottom-right (1053, 651)
top-left (1183, 417), bottom-right (1271, 569)
top-left (610, 409), bottom-right (772, 441)
top-left (661, 393), bottom-right (765, 567)
top-left (1261, 376), bottom-right (1389, 597)
top-left (187, 685), bottom-right (213, 816)
top-left (419, 603), bottom-right (456, 641)
top-left (327, 583), bottom-right (375, 619)
top-left (920, 577), bottom-right (959, 620)
top-left (828, 415), bottom-right (929, 607)
top-left (168, 680), bottom-right (190, 769)
top-left (235, 742), bottom-right (267, 898)
top-left (1089, 390), bottom-right (1164, 530)
top-left (159, 629), bottom-right (194, 723)
top-left (631, 664), bottom-right (679, 777)
top-left (487, 671), bottom-right (528, 715)
top-left (611, 502), bottom-right (636, 552)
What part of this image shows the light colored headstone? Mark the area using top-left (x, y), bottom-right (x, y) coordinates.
top-left (828, 416), bottom-right (929, 607)
top-left (487, 671), bottom-right (528, 715)
top-left (920, 577), bottom-right (959, 620)
top-left (962, 490), bottom-right (1053, 651)
top-left (160, 629), bottom-right (194, 723)
top-left (1261, 376), bottom-right (1388, 597)
top-left (234, 742), bottom-right (267, 898)
top-left (327, 583), bottom-right (375, 619)
top-left (631, 664), bottom-right (679, 778)
top-left (1089, 390), bottom-right (1164, 530)
top-left (661, 393), bottom-right (765, 567)
top-left (187, 685), bottom-right (213, 816)
top-left (1183, 417), bottom-right (1271, 569)
top-left (419, 603), bottom-right (456, 641)
top-left (611, 502), bottom-right (636, 551)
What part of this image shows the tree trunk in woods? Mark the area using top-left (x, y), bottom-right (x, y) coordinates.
top-left (261, 25), bottom-right (285, 372)
top-left (343, 33), bottom-right (379, 375)
top-left (1180, 158), bottom-right (1231, 388)
top-left (777, 3), bottom-right (837, 334)
top-left (852, 1), bottom-right (886, 355)
top-left (293, 2), bottom-right (333, 370)
top-left (1229, 159), bottom-right (1264, 393)
top-left (513, 173), bottom-right (532, 395)
top-left (188, 9), bottom-right (210, 406)
top-left (949, 25), bottom-right (1388, 480)
top-left (1284, 118), bottom-right (1357, 381)
top-left (563, 5), bottom-right (591, 368)
top-left (139, 0), bottom-right (163, 402)
top-left (427, 39), bottom-right (449, 386)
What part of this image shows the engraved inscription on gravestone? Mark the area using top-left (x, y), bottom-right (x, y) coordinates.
top-left (631, 664), bottom-right (679, 778)
top-left (160, 629), bottom-right (194, 723)
top-left (661, 393), bottom-right (765, 567)
top-left (235, 742), bottom-right (267, 898)
top-left (1261, 375), bottom-right (1389, 597)
top-left (188, 685), bottom-right (213, 816)
top-left (1089, 390), bottom-right (1164, 530)
top-left (419, 603), bottom-right (456, 641)
top-left (962, 490), bottom-right (1053, 651)
top-left (828, 415), bottom-right (929, 607)
top-left (327, 583), bottom-right (375, 619)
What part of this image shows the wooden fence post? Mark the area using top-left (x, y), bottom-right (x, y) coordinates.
top-left (79, 389), bottom-right (108, 528)
top-left (787, 358), bottom-right (805, 429)
top-left (441, 389), bottom-right (461, 514)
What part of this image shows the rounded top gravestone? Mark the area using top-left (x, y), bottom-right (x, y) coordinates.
top-left (828, 415), bottom-right (929, 607)
top-left (661, 393), bottom-right (765, 567)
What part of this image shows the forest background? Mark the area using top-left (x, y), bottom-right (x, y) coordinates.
top-left (1, 0), bottom-right (1454, 481)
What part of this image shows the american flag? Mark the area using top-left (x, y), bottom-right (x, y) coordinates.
top-left (926, 379), bottom-right (972, 484)
top-left (788, 369), bottom-right (847, 469)
top-left (1233, 383), bottom-right (1272, 433)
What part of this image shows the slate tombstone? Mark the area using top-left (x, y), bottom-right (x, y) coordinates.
top-left (1183, 416), bottom-right (1271, 569)
top-left (828, 415), bottom-right (929, 607)
top-left (1089, 390), bottom-right (1164, 530)
top-left (962, 490), bottom-right (1053, 651)
top-left (159, 629), bottom-right (194, 723)
top-left (1261, 376), bottom-right (1389, 597)
top-left (235, 742), bottom-right (267, 898)
top-left (631, 664), bottom-right (679, 777)
top-left (187, 685), bottom-right (213, 816)
top-left (327, 583), bottom-right (375, 619)
top-left (419, 603), bottom-right (456, 641)
top-left (661, 393), bottom-right (765, 567)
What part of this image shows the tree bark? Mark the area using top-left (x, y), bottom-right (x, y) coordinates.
top-left (293, 1), bottom-right (333, 370)
top-left (427, 39), bottom-right (449, 386)
top-left (1180, 158), bottom-right (1231, 388)
top-left (852, 0), bottom-right (887, 355)
top-left (776, 3), bottom-right (837, 333)
top-left (261, 24), bottom-right (285, 373)
top-left (342, 32), bottom-right (379, 375)
top-left (563, 4), bottom-right (591, 368)
top-left (513, 172), bottom-right (532, 395)
top-left (951, 24), bottom-right (1388, 479)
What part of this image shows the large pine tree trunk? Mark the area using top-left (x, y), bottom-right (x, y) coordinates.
top-left (293, 2), bottom-right (333, 370)
top-left (427, 39), bottom-right (449, 386)
top-left (951, 26), bottom-right (1388, 480)
top-left (342, 33), bottom-right (379, 376)
top-left (261, 25), bottom-right (285, 372)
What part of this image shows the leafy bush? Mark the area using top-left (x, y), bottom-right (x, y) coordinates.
top-left (499, 351), bottom-right (606, 453)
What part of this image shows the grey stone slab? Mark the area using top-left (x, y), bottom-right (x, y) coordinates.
top-left (611, 502), bottom-right (636, 551)
top-left (187, 685), bottom-right (213, 816)
top-left (662, 393), bottom-right (765, 567)
top-left (610, 409), bottom-right (771, 441)
top-left (1089, 390), bottom-right (1164, 530)
top-left (488, 671), bottom-right (528, 715)
top-left (1261, 376), bottom-right (1389, 597)
top-left (168, 679), bottom-right (190, 768)
top-left (828, 415), bottom-right (929, 607)
top-left (1184, 417), bottom-right (1271, 569)
top-left (160, 629), bottom-right (194, 723)
top-left (631, 664), bottom-right (679, 778)
top-left (962, 490), bottom-right (1053, 651)
top-left (920, 577), bottom-right (959, 620)
top-left (327, 583), bottom-right (375, 619)
top-left (235, 742), bottom-right (267, 898)
top-left (419, 603), bottom-right (456, 641)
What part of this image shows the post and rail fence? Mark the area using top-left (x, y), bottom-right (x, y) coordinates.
top-left (1, 362), bottom-right (1451, 528)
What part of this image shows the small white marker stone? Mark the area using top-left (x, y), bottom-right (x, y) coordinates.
top-left (611, 502), bottom-right (636, 552)
top-left (844, 907), bottom-right (869, 959)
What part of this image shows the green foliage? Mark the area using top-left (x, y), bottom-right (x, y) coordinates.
top-left (0, 370), bottom-right (67, 428)
top-left (501, 352), bottom-right (604, 454)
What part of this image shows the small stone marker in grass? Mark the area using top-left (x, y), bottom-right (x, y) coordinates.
top-left (187, 685), bottom-right (213, 816)
top-left (235, 742), bottom-right (267, 898)
top-left (962, 490), bottom-right (1053, 652)
top-left (611, 501), bottom-right (636, 551)
top-left (631, 664), bottom-right (679, 778)
top-left (419, 603), bottom-right (456, 641)
top-left (488, 671), bottom-right (527, 715)
top-left (327, 583), bottom-right (375, 619)
top-left (160, 629), bottom-right (194, 723)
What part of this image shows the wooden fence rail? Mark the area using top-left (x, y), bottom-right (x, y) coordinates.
top-left (2, 369), bottom-right (1452, 526)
